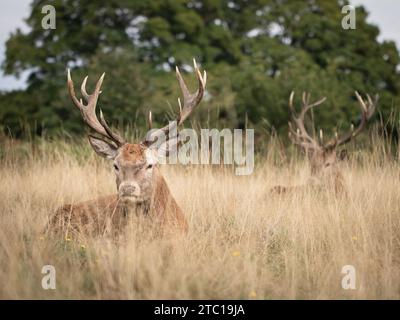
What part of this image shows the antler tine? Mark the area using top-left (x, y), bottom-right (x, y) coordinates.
top-left (145, 59), bottom-right (206, 145)
top-left (355, 91), bottom-right (368, 112)
top-left (324, 91), bottom-right (377, 149)
top-left (67, 69), bottom-right (85, 112)
top-left (99, 110), bottom-right (125, 146)
top-left (288, 121), bottom-right (301, 140)
top-left (289, 92), bottom-right (313, 144)
top-left (289, 91), bottom-right (296, 115)
top-left (366, 93), bottom-right (378, 118)
top-left (80, 76), bottom-right (90, 100)
top-left (175, 58), bottom-right (206, 125)
top-left (67, 69), bottom-right (125, 146)
top-left (288, 91), bottom-right (326, 151)
top-left (288, 125), bottom-right (319, 151)
top-left (302, 92), bottom-right (309, 106)
top-left (148, 110), bottom-right (153, 130)
top-left (299, 95), bottom-right (327, 119)
top-left (319, 129), bottom-right (324, 144)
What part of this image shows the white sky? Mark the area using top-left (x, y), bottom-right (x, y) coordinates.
top-left (0, 0), bottom-right (399, 91)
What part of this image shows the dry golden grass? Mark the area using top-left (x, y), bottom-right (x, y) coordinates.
top-left (0, 137), bottom-right (399, 299)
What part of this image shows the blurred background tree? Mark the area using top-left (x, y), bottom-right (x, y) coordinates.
top-left (0, 0), bottom-right (399, 143)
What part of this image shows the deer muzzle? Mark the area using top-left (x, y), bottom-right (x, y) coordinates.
top-left (119, 181), bottom-right (141, 200)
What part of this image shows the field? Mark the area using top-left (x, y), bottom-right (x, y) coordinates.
top-left (0, 135), bottom-right (399, 299)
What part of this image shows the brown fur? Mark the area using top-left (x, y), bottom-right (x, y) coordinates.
top-left (121, 143), bottom-right (145, 162)
top-left (270, 149), bottom-right (346, 196)
top-left (58, 62), bottom-right (206, 238)
top-left (270, 174), bottom-right (345, 196)
top-left (49, 177), bottom-right (188, 238)
top-left (151, 172), bottom-right (188, 232)
top-left (48, 144), bottom-right (188, 238)
top-left (48, 195), bottom-right (123, 238)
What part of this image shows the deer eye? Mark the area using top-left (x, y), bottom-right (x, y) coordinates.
top-left (113, 164), bottom-right (119, 171)
top-left (146, 164), bottom-right (153, 170)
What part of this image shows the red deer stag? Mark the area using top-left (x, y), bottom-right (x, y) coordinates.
top-left (271, 91), bottom-right (377, 194)
top-left (49, 60), bottom-right (206, 237)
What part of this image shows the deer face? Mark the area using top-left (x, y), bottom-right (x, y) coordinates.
top-left (310, 149), bottom-right (338, 177)
top-left (89, 138), bottom-right (158, 203)
top-left (67, 60), bottom-right (206, 204)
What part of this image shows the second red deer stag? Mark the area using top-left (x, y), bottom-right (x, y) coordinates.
top-left (271, 91), bottom-right (377, 194)
top-left (49, 60), bottom-right (206, 237)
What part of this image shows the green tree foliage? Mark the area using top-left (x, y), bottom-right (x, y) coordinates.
top-left (1, 0), bottom-right (399, 140)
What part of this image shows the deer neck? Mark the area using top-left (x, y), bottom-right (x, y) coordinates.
top-left (151, 168), bottom-right (176, 214)
top-left (119, 199), bottom-right (151, 216)
top-left (150, 168), bottom-right (187, 231)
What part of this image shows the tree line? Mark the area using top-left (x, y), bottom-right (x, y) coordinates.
top-left (1, 0), bottom-right (399, 143)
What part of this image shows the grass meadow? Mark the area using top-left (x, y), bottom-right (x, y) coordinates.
top-left (0, 132), bottom-right (399, 299)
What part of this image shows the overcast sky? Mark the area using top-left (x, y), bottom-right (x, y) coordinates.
top-left (0, 0), bottom-right (399, 91)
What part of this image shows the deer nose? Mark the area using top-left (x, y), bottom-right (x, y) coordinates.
top-left (119, 182), bottom-right (140, 197)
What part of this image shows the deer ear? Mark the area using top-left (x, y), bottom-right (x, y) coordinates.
top-left (88, 136), bottom-right (118, 159)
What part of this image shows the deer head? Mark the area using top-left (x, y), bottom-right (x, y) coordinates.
top-left (67, 59), bottom-right (206, 204)
top-left (288, 91), bottom-right (377, 180)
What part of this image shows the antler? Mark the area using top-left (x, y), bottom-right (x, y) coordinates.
top-left (288, 91), bottom-right (377, 153)
top-left (324, 92), bottom-right (377, 149)
top-left (288, 91), bottom-right (327, 152)
top-left (145, 59), bottom-right (207, 144)
top-left (67, 69), bottom-right (125, 147)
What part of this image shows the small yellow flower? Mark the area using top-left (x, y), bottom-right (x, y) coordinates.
top-left (249, 291), bottom-right (257, 298)
top-left (65, 237), bottom-right (72, 242)
top-left (351, 236), bottom-right (358, 241)
top-left (232, 251), bottom-right (241, 257)
top-left (80, 244), bottom-right (86, 250)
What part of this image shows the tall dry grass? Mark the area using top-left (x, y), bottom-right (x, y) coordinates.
top-left (0, 134), bottom-right (399, 299)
